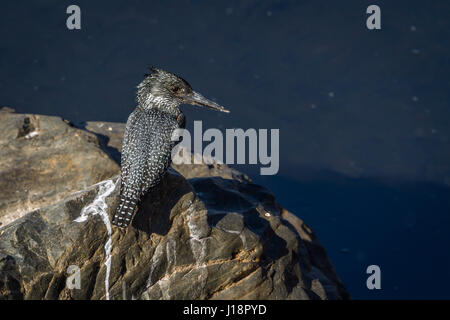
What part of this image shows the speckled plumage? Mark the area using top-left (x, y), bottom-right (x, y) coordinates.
top-left (112, 67), bottom-right (228, 228)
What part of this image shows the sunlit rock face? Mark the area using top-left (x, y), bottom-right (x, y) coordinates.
top-left (0, 111), bottom-right (349, 300)
top-left (0, 108), bottom-right (120, 227)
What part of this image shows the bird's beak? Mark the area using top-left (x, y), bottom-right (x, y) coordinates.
top-left (186, 91), bottom-right (230, 113)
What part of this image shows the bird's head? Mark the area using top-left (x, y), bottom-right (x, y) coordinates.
top-left (137, 67), bottom-right (229, 113)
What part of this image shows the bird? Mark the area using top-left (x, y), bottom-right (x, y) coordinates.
top-left (112, 67), bottom-right (229, 228)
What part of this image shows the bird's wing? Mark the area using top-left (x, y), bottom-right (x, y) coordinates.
top-left (140, 111), bottom-right (179, 194)
top-left (118, 109), bottom-right (137, 193)
top-left (112, 109), bottom-right (178, 228)
top-left (122, 108), bottom-right (179, 195)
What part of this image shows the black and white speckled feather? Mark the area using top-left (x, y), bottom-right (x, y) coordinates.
top-left (112, 67), bottom-right (229, 228)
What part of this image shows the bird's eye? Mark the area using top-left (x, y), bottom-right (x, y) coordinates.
top-left (171, 86), bottom-right (182, 94)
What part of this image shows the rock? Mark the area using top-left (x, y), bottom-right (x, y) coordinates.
top-left (0, 111), bottom-right (119, 227)
top-left (0, 170), bottom-right (348, 300)
top-left (80, 121), bottom-right (126, 165)
top-left (0, 107), bottom-right (15, 113)
top-left (0, 112), bottom-right (349, 300)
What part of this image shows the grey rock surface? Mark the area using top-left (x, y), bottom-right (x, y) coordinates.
top-left (0, 111), bottom-right (349, 300)
top-left (0, 108), bottom-right (119, 227)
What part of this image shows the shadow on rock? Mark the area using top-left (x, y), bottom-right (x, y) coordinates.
top-left (132, 168), bottom-right (193, 235)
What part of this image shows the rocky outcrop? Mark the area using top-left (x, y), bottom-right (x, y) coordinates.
top-left (0, 110), bottom-right (349, 300)
top-left (0, 108), bottom-right (119, 227)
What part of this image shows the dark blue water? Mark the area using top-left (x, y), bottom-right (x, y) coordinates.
top-left (1, 0), bottom-right (449, 299)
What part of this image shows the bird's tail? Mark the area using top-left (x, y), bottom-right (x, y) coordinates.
top-left (112, 193), bottom-right (138, 228)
